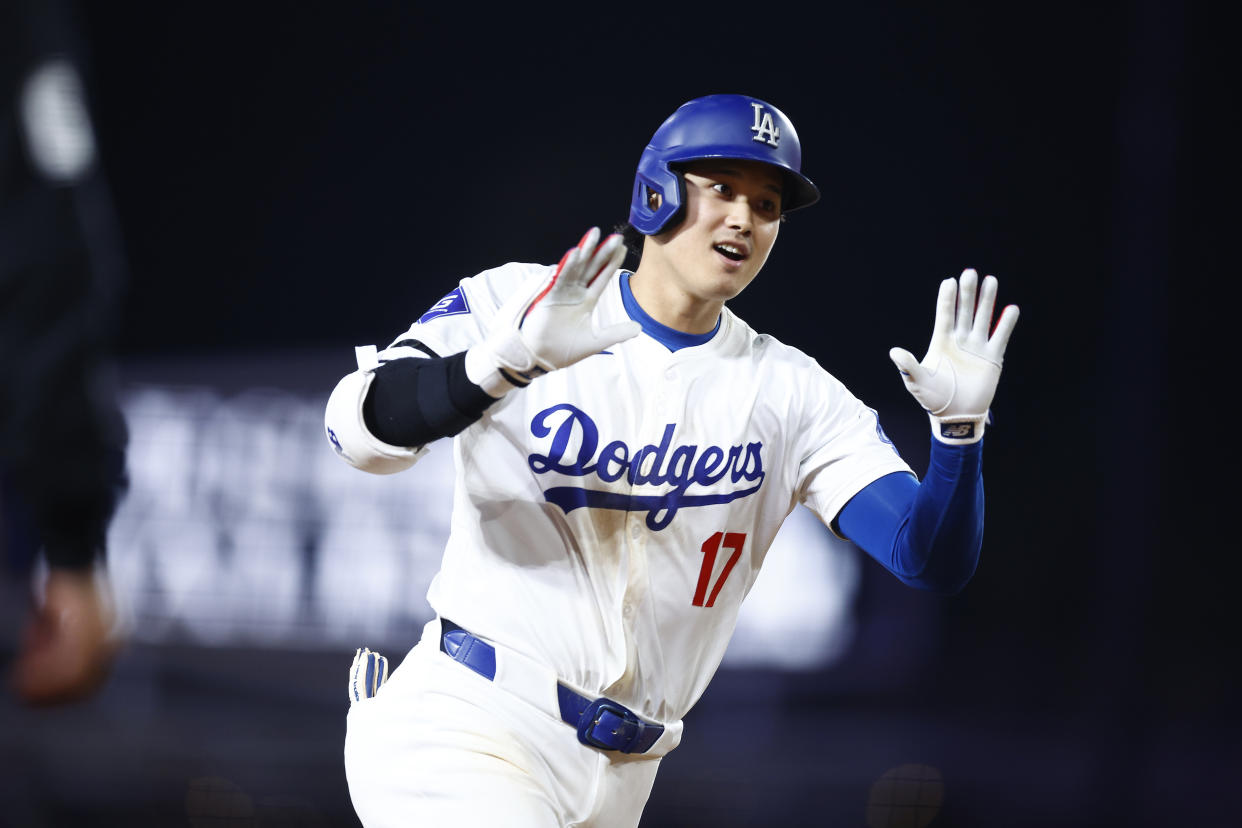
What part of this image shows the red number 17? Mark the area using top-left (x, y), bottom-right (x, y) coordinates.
top-left (692, 531), bottom-right (746, 607)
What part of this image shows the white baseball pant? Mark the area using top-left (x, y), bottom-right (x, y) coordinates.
top-left (345, 621), bottom-right (664, 828)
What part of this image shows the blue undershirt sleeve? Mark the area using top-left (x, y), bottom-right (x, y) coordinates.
top-left (835, 440), bottom-right (984, 594)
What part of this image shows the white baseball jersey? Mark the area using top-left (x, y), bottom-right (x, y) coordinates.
top-left (347, 262), bottom-right (911, 727)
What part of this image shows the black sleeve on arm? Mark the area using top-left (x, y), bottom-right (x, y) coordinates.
top-left (362, 351), bottom-right (499, 447)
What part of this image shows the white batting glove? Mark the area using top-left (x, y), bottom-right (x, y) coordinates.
top-left (889, 269), bottom-right (1020, 444)
top-left (465, 227), bottom-right (641, 397)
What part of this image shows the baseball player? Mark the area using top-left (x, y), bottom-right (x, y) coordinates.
top-left (326, 93), bottom-right (1018, 828)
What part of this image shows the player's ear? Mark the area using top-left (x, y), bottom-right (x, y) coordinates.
top-left (646, 187), bottom-right (661, 211)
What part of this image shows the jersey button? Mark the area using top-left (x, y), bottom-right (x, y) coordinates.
top-left (630, 525), bottom-right (641, 539)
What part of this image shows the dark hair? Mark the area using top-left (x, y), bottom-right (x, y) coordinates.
top-left (613, 221), bottom-right (645, 271)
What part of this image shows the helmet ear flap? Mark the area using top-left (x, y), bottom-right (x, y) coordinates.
top-left (661, 165), bottom-right (689, 234)
top-left (629, 159), bottom-right (684, 235)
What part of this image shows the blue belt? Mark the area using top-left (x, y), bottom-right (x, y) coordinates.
top-left (439, 618), bottom-right (664, 755)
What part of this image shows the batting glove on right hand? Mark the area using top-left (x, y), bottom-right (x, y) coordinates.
top-left (889, 269), bottom-right (1020, 444)
top-left (465, 227), bottom-right (641, 397)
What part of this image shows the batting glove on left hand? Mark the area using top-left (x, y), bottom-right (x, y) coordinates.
top-left (466, 227), bottom-right (641, 397)
top-left (889, 269), bottom-right (1019, 444)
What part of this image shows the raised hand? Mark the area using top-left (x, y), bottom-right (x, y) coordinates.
top-left (889, 269), bottom-right (1019, 444)
top-left (467, 227), bottom-right (641, 395)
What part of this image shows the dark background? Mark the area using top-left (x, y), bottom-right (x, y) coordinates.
top-left (4, 1), bottom-right (1236, 826)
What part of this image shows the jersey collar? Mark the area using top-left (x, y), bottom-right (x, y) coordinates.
top-left (619, 272), bottom-right (720, 353)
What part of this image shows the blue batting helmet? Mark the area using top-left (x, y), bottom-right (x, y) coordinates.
top-left (628, 94), bottom-right (820, 235)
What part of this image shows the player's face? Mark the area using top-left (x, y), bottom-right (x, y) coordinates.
top-left (643, 160), bottom-right (783, 320)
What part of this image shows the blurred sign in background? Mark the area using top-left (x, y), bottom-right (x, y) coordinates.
top-left (1, 2), bottom-right (1234, 827)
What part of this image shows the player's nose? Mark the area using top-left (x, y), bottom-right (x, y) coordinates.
top-left (726, 200), bottom-right (754, 235)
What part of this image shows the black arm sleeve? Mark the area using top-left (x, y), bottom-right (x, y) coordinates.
top-left (362, 351), bottom-right (499, 447)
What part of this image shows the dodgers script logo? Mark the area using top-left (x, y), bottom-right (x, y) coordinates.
top-left (527, 404), bottom-right (765, 531)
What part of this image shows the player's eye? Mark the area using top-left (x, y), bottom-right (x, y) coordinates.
top-left (712, 182), bottom-right (732, 197)
top-left (757, 198), bottom-right (779, 215)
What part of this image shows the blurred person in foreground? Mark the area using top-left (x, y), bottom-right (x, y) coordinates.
top-left (1, 0), bottom-right (128, 706)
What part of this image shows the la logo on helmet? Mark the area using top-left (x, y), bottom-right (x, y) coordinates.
top-left (750, 102), bottom-right (780, 147)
